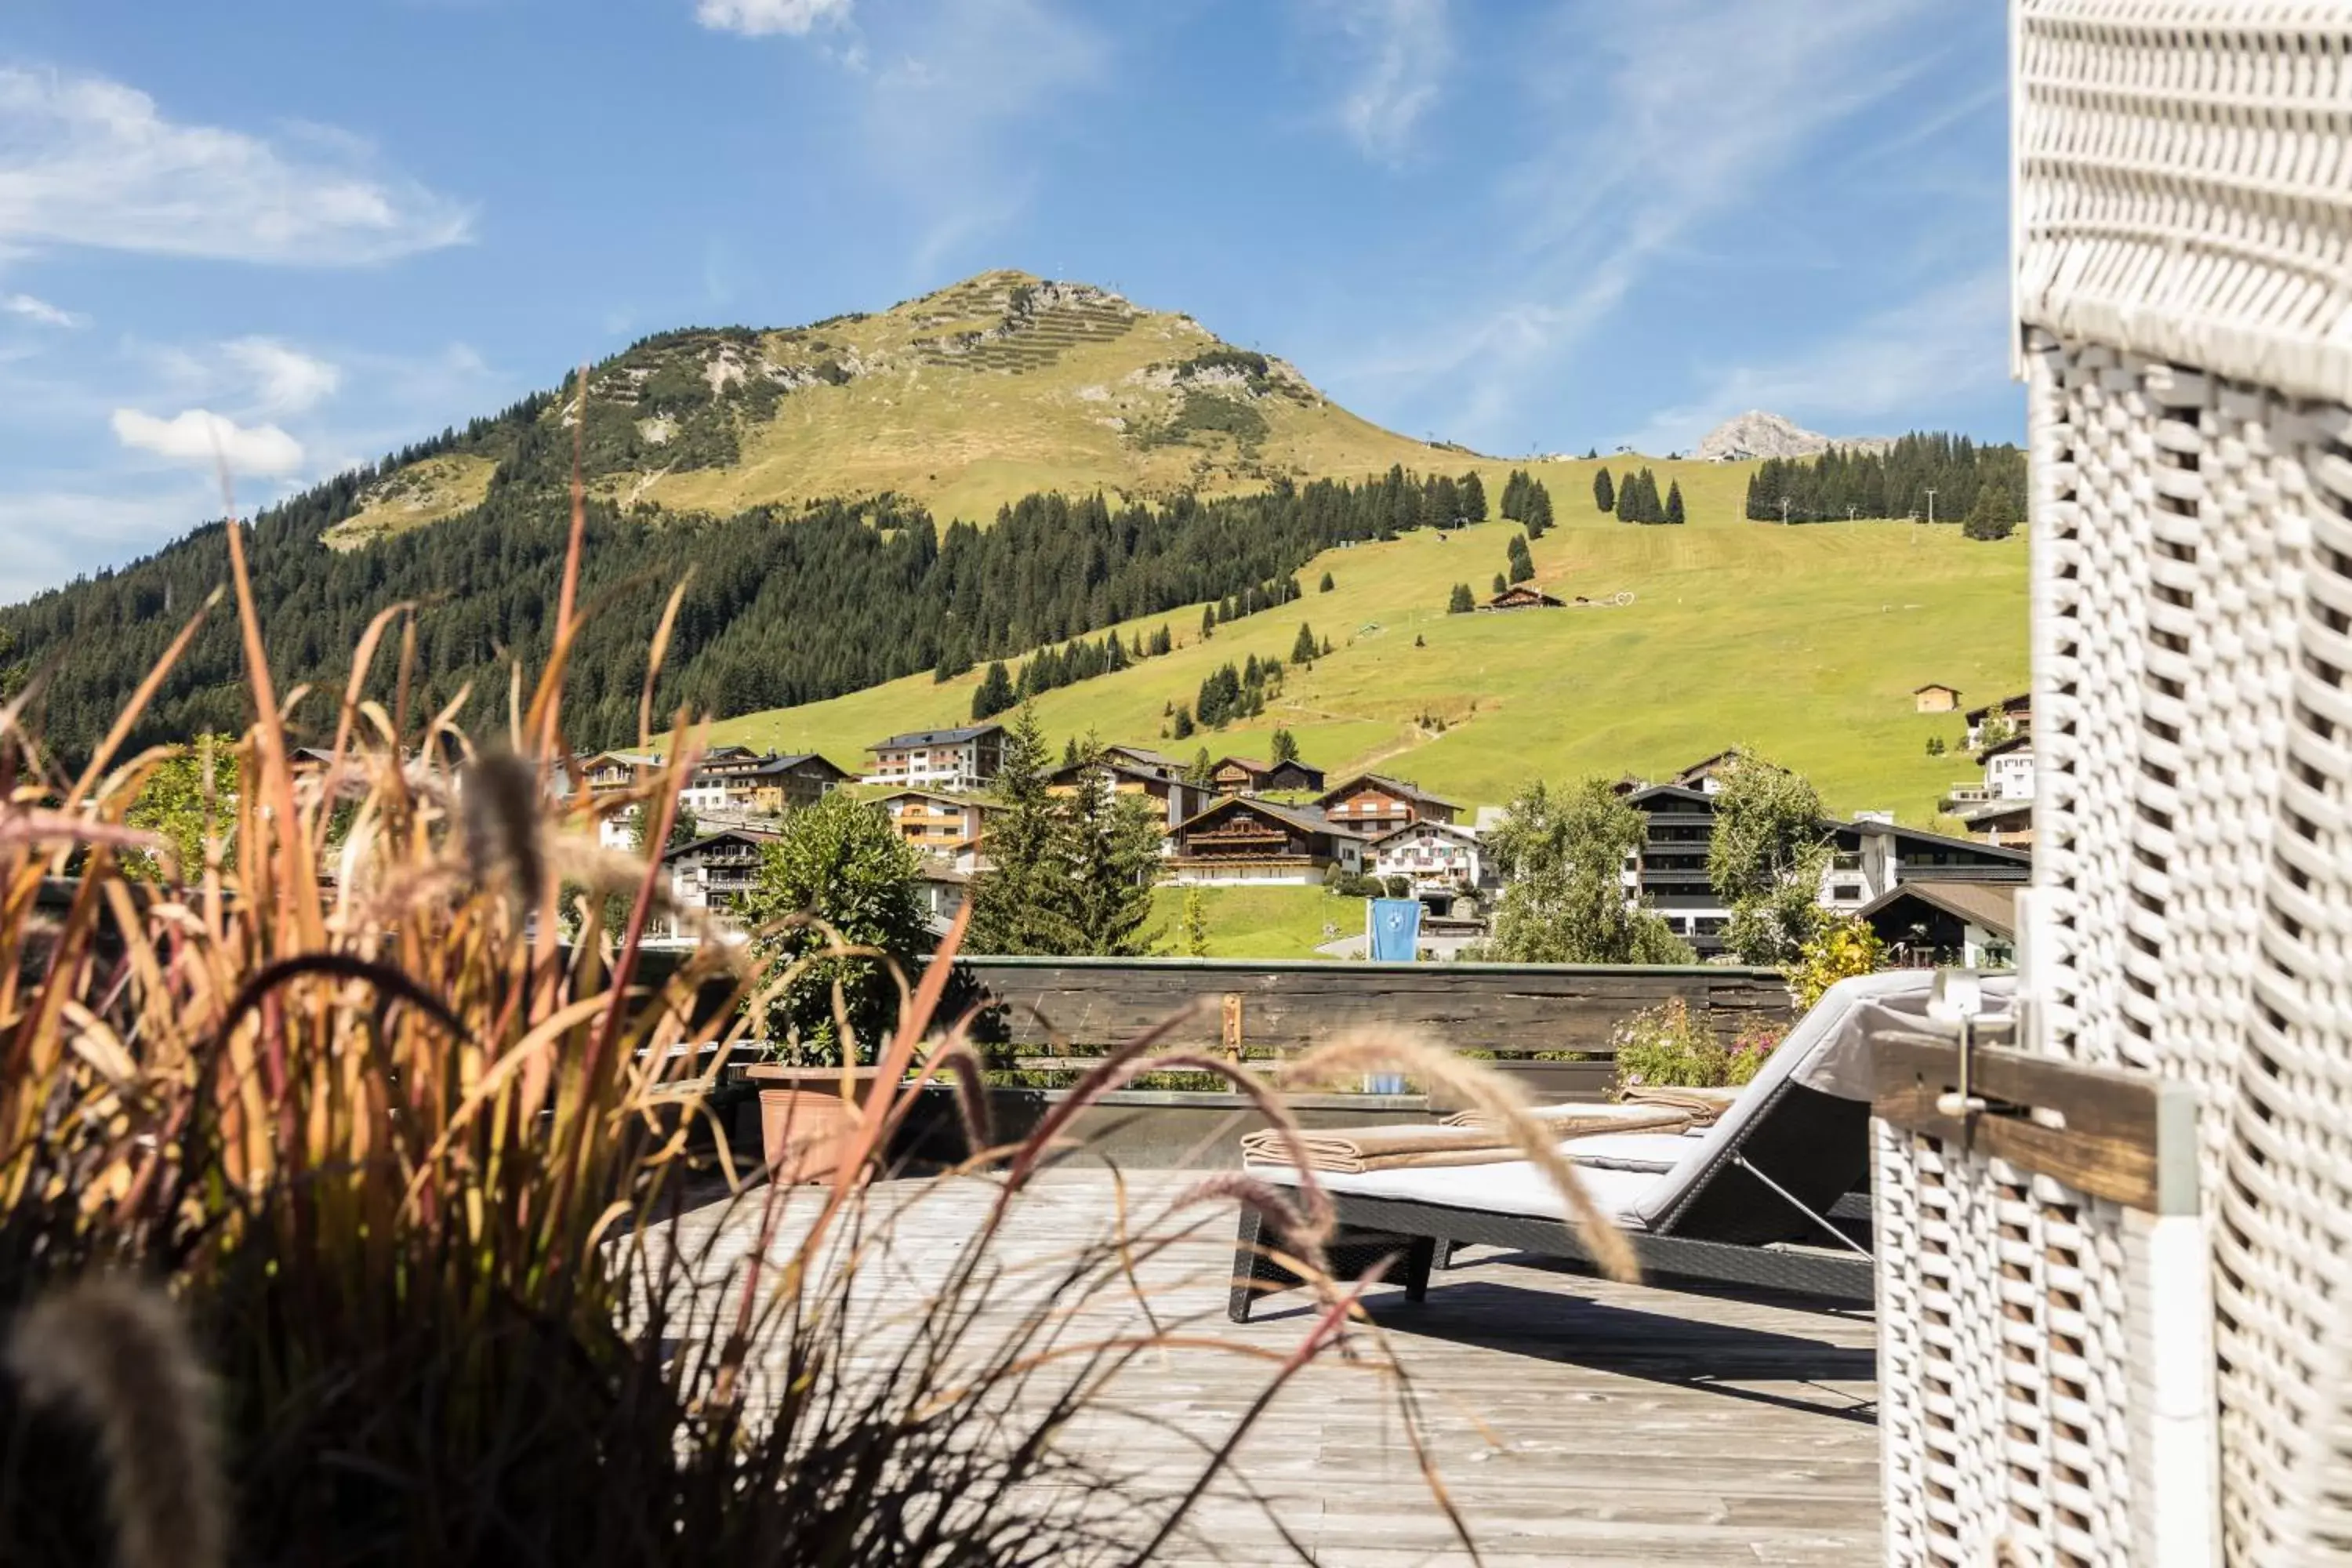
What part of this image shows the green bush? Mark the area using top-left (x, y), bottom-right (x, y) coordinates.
top-left (1610, 999), bottom-right (1766, 1090)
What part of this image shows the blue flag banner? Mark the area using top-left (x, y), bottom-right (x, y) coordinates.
top-left (1367, 898), bottom-right (1423, 963)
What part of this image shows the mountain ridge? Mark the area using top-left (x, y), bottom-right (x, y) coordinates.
top-left (1696, 409), bottom-right (1894, 463)
top-left (321, 268), bottom-right (1455, 548)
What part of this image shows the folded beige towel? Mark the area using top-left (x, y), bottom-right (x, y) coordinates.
top-left (1440, 1092), bottom-right (1730, 1131)
top-left (1241, 1108), bottom-right (1697, 1174)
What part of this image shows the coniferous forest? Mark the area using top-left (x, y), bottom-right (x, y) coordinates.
top-left (1743, 433), bottom-right (2026, 524)
top-left (3, 459), bottom-right (1494, 760)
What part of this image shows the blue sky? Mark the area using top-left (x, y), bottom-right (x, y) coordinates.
top-left (0, 0), bottom-right (2013, 602)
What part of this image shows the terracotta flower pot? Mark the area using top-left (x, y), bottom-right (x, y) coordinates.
top-left (746, 1065), bottom-right (885, 1184)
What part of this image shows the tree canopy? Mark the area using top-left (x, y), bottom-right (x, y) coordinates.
top-left (1483, 779), bottom-right (1692, 964)
top-left (1705, 753), bottom-right (1831, 966)
top-left (736, 790), bottom-right (930, 1064)
top-left (1744, 432), bottom-right (2026, 524)
top-left (5, 461), bottom-right (1512, 763)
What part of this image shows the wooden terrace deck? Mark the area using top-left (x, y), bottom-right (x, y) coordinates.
top-left (659, 1168), bottom-right (1880, 1566)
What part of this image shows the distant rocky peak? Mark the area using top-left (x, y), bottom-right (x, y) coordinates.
top-left (1696, 410), bottom-right (1889, 463)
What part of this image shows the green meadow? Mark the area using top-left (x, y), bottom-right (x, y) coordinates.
top-left (710, 454), bottom-right (2027, 827)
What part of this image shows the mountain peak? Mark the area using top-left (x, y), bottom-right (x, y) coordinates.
top-left (320, 270), bottom-right (1450, 547)
top-left (1695, 410), bottom-right (1889, 463)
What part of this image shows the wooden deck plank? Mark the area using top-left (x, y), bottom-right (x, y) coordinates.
top-left (653, 1169), bottom-right (1879, 1565)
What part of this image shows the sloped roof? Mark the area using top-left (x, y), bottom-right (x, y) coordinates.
top-left (1102, 743), bottom-right (1186, 770)
top-left (868, 723), bottom-right (1007, 751)
top-left (1912, 682), bottom-right (1961, 694)
top-left (873, 787), bottom-right (994, 809)
top-left (1978, 734), bottom-right (2033, 761)
top-left (1962, 691), bottom-right (2032, 724)
top-left (1175, 794), bottom-right (1365, 840)
top-left (662, 826), bottom-right (783, 862)
top-left (1316, 773), bottom-right (1461, 811)
top-left (1858, 880), bottom-right (2019, 938)
top-left (1367, 818), bottom-right (1479, 847)
top-left (747, 752), bottom-right (853, 778)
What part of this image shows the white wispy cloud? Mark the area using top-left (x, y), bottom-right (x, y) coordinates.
top-left (223, 337), bottom-right (341, 414)
top-left (691, 0), bottom-right (1101, 273)
top-left (1326, 0), bottom-right (1450, 163)
top-left (695, 0), bottom-right (854, 36)
top-left (0, 67), bottom-right (474, 264)
top-left (111, 407), bottom-right (305, 476)
top-left (1, 291), bottom-right (83, 328)
top-left (1615, 267), bottom-right (2010, 455)
top-left (859, 0), bottom-right (1107, 273)
top-left (1335, 0), bottom-right (1943, 445)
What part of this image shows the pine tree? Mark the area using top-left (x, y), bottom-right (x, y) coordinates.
top-left (1523, 481), bottom-right (1553, 538)
top-left (1963, 481), bottom-right (2020, 541)
top-left (1188, 747), bottom-right (1214, 786)
top-left (1448, 583), bottom-right (1475, 614)
top-left (1171, 704), bottom-right (1195, 739)
top-left (1501, 469), bottom-right (1529, 521)
top-left (1593, 466), bottom-right (1615, 514)
top-left (1614, 473), bottom-right (1638, 523)
top-left (1493, 572), bottom-right (1508, 594)
top-left (1665, 479), bottom-right (1686, 525)
top-left (1459, 470), bottom-right (1488, 522)
top-left (1319, 636), bottom-right (1334, 656)
top-left (1318, 571), bottom-right (1334, 593)
top-left (1060, 742), bottom-right (1164, 956)
top-left (971, 660), bottom-right (1015, 720)
top-left (1178, 884), bottom-right (1210, 957)
top-left (965, 706), bottom-right (1081, 956)
top-left (1271, 727), bottom-right (1300, 764)
top-left (1062, 735), bottom-right (1080, 768)
top-left (1507, 533), bottom-right (1535, 583)
top-left (1200, 605), bottom-right (1215, 640)
top-left (1291, 622), bottom-right (1317, 665)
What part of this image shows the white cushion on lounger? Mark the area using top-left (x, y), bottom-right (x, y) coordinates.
top-left (1265, 1159), bottom-right (1661, 1226)
top-left (1553, 1130), bottom-right (1704, 1174)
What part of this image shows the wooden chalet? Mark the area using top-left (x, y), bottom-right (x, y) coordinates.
top-left (1044, 755), bottom-right (1214, 830)
top-left (1205, 755), bottom-right (1328, 795)
top-left (1913, 683), bottom-right (1962, 713)
top-left (1315, 774), bottom-right (1461, 834)
top-left (1478, 585), bottom-right (1566, 612)
top-left (1167, 797), bottom-right (1367, 885)
top-left (875, 789), bottom-right (995, 867)
top-left (740, 753), bottom-right (851, 815)
top-left (1370, 819), bottom-right (1492, 893)
top-left (1859, 880), bottom-right (2018, 970)
top-left (659, 826), bottom-right (782, 933)
top-left (1666, 748), bottom-right (1749, 794)
top-left (1962, 691), bottom-right (2033, 747)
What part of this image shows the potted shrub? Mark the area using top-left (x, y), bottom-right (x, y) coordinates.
top-left (745, 1062), bottom-right (885, 1184)
top-left (735, 791), bottom-right (934, 1181)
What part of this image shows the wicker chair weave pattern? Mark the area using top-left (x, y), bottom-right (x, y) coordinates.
top-left (1876, 1126), bottom-right (2144, 1566)
top-left (1878, 7), bottom-right (2352, 1559)
top-left (2210, 392), bottom-right (2352, 1564)
top-left (2016, 0), bottom-right (2352, 408)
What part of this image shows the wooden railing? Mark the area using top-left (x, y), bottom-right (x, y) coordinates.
top-left (962, 956), bottom-right (1790, 1059)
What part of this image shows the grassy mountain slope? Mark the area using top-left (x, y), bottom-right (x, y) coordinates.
top-left (322, 270), bottom-right (1449, 543)
top-left (711, 455), bottom-right (2027, 826)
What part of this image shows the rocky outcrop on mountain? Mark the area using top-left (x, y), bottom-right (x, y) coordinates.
top-left (1697, 410), bottom-right (1891, 463)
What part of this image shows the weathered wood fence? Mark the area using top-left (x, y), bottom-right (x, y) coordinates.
top-left (964, 956), bottom-right (1791, 1058)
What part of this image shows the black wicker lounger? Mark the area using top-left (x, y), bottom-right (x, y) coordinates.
top-left (1228, 969), bottom-right (2013, 1322)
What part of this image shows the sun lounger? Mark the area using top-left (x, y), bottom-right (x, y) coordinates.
top-left (1228, 969), bottom-right (2013, 1321)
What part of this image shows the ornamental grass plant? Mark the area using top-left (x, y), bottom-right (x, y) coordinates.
top-left (0, 437), bottom-right (1623, 1566)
